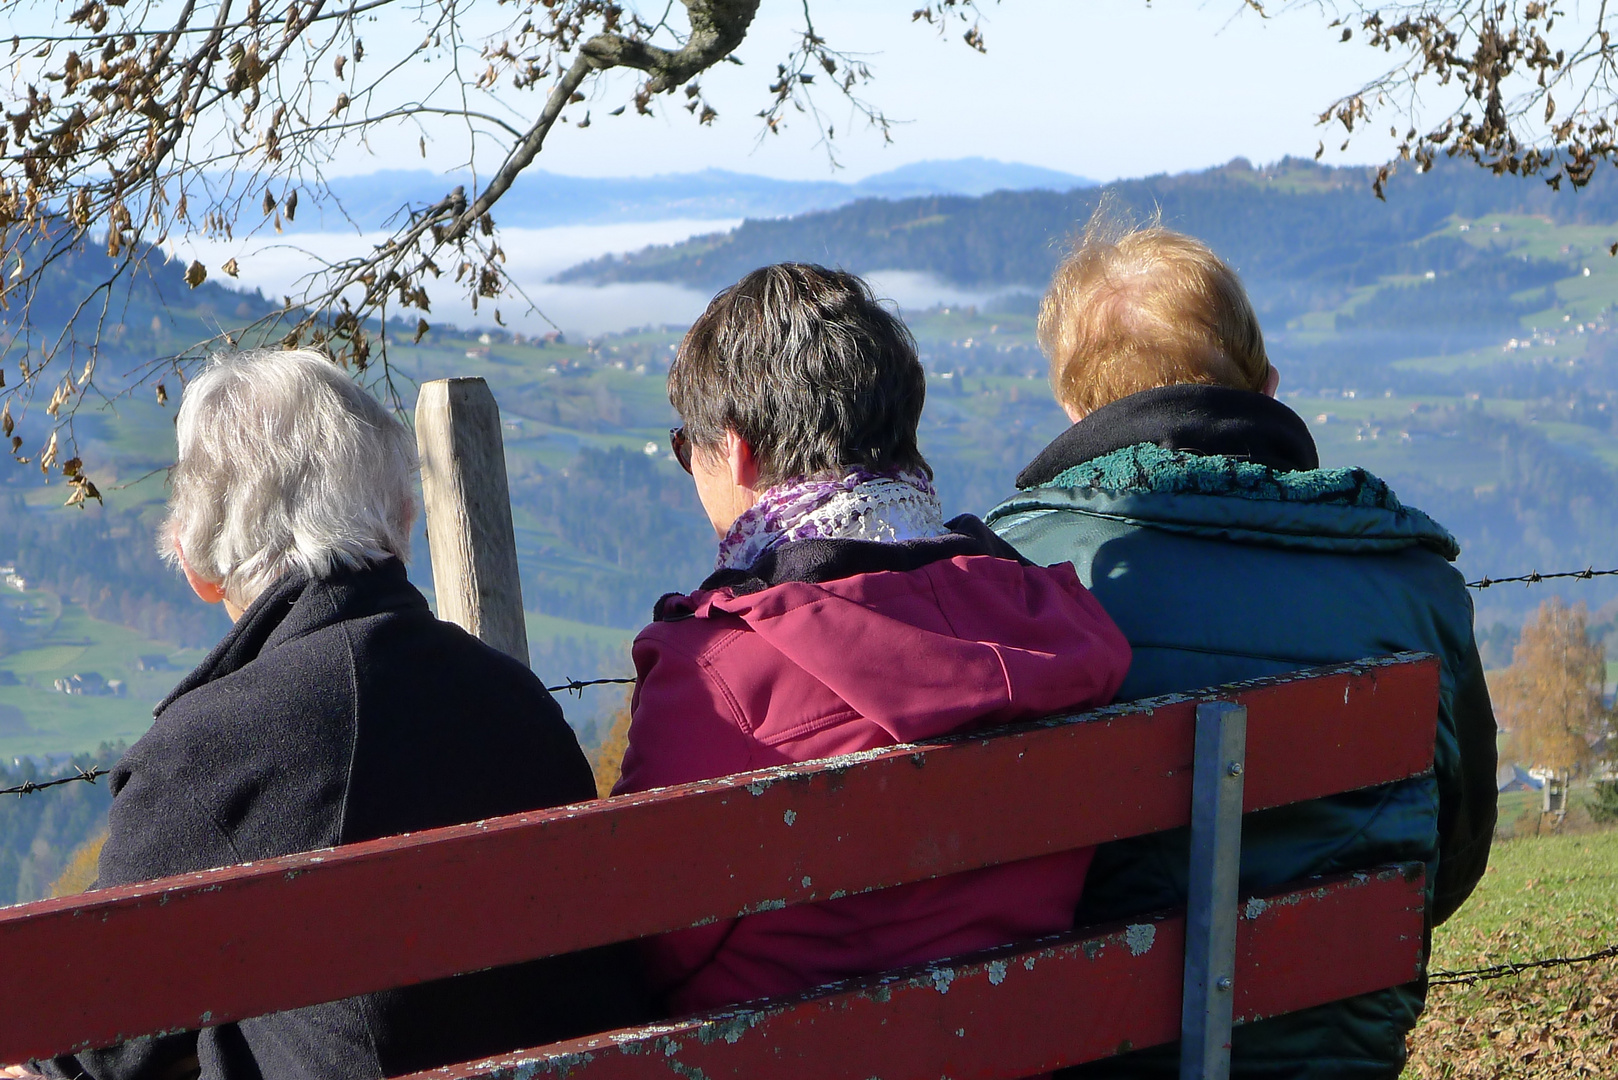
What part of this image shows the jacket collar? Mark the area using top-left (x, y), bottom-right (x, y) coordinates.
top-left (155, 559), bottom-right (426, 715)
top-left (654, 515), bottom-right (1026, 620)
top-left (1016, 384), bottom-right (1319, 489)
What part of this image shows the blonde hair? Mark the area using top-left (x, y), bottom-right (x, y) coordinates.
top-left (1039, 214), bottom-right (1269, 418)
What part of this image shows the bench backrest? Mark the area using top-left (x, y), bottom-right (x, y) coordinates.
top-left (0, 653), bottom-right (1439, 1079)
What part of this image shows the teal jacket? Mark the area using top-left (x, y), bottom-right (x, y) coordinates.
top-left (985, 388), bottom-right (1497, 1080)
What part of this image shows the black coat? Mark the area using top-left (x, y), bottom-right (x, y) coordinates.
top-left (39, 560), bottom-right (648, 1080)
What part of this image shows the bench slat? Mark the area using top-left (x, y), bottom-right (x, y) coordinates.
top-left (0, 654), bottom-right (1438, 1064)
top-left (404, 866), bottom-right (1428, 1080)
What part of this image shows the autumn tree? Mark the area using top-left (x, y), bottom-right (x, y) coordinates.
top-left (591, 688), bottom-right (634, 798)
top-left (1493, 596), bottom-right (1613, 776)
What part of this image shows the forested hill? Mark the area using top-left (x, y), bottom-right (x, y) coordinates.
top-left (555, 158), bottom-right (1618, 314)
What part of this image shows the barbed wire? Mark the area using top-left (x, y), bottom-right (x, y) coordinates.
top-left (1467, 567), bottom-right (1618, 589)
top-left (0, 681), bottom-right (636, 797)
top-left (1428, 943), bottom-right (1618, 986)
top-left (5, 564), bottom-right (1615, 798)
top-left (0, 765), bottom-right (108, 798)
top-left (543, 676), bottom-right (636, 697)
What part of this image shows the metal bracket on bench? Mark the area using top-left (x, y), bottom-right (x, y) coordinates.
top-left (1180, 701), bottom-right (1248, 1080)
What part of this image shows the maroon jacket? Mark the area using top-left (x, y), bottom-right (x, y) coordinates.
top-left (615, 519), bottom-right (1131, 1013)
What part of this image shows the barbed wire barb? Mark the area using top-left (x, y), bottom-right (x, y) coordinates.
top-left (1, 765), bottom-right (109, 798)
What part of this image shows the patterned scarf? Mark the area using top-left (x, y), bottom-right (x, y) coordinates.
top-left (714, 467), bottom-right (949, 571)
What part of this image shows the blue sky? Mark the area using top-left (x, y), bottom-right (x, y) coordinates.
top-left (334, 0), bottom-right (1406, 182)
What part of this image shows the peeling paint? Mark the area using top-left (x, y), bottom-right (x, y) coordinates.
top-left (522, 1050), bottom-right (594, 1077)
top-left (801, 876), bottom-right (813, 888)
top-left (1244, 897), bottom-right (1269, 919)
top-left (1082, 939), bottom-right (1102, 961)
top-left (930, 967), bottom-right (956, 994)
top-left (1023, 956), bottom-right (1037, 971)
top-left (665, 1059), bottom-right (714, 1080)
top-left (782, 809), bottom-right (797, 826)
top-left (1124, 924), bottom-right (1156, 956)
top-left (695, 1011), bottom-right (764, 1045)
top-left (745, 781), bottom-right (767, 796)
top-left (987, 960), bottom-right (1008, 985)
top-left (955, 1028), bottom-right (967, 1038)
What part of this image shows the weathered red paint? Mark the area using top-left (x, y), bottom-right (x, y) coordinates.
top-left (0, 654), bottom-right (1438, 1064)
top-left (402, 867), bottom-right (1428, 1080)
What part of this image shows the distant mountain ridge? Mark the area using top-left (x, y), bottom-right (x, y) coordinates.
top-left (283, 157), bottom-right (1094, 233)
top-left (553, 157), bottom-right (1618, 315)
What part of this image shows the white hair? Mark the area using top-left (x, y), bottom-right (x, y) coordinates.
top-left (161, 348), bottom-right (417, 608)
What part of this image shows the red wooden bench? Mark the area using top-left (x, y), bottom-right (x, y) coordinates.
top-left (0, 652), bottom-right (1437, 1080)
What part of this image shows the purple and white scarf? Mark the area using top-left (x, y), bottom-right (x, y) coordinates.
top-left (715, 467), bottom-right (949, 572)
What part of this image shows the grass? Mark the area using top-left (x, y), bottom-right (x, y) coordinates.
top-left (1402, 827), bottom-right (1618, 1078)
top-left (0, 591), bottom-right (209, 761)
top-left (1278, 391), bottom-right (1618, 484)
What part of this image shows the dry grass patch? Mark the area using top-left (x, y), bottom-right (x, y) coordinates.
top-left (1404, 828), bottom-right (1618, 1078)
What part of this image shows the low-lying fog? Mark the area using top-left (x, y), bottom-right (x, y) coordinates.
top-left (163, 221), bottom-right (1032, 337)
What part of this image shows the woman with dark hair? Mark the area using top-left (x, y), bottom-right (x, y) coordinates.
top-left (614, 263), bottom-right (1132, 1014)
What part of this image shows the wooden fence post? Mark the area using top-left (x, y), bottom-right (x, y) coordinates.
top-left (415, 377), bottom-right (530, 666)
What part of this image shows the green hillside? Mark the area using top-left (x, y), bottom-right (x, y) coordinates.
top-left (10, 157), bottom-right (1618, 786)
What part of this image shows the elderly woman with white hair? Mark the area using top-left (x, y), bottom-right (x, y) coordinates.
top-left (26, 349), bottom-right (647, 1080)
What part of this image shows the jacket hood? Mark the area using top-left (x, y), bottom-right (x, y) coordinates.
top-left (655, 519), bottom-right (1130, 743)
top-left (990, 442), bottom-right (1460, 560)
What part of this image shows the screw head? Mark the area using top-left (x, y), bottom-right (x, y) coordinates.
top-left (1216, 976), bottom-right (1233, 992)
top-left (1227, 761), bottom-right (1244, 777)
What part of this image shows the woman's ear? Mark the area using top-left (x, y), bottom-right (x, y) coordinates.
top-left (176, 543), bottom-right (227, 606)
top-left (1263, 363), bottom-right (1281, 398)
top-left (724, 429), bottom-right (761, 490)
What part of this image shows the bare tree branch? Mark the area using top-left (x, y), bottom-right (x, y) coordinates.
top-left (1267, 1), bottom-right (1618, 197)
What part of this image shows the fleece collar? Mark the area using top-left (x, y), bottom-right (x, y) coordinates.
top-left (1017, 384), bottom-right (1319, 488)
top-left (990, 441), bottom-right (1461, 560)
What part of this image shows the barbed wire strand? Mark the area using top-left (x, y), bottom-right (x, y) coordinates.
top-left (6, 562), bottom-right (1617, 797)
top-left (1, 682), bottom-right (637, 795)
top-left (543, 676), bottom-right (636, 697)
top-left (1467, 567), bottom-right (1618, 589)
top-left (0, 765), bottom-right (109, 798)
top-left (1428, 943), bottom-right (1618, 986)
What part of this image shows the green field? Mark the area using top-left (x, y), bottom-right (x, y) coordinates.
top-left (1404, 828), bottom-right (1618, 1078)
top-left (0, 579), bottom-right (209, 761)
